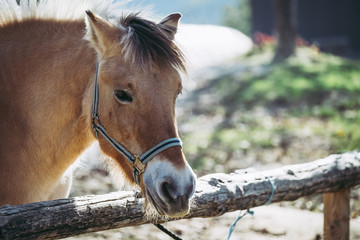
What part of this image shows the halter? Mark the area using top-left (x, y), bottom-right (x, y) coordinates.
top-left (91, 63), bottom-right (182, 185)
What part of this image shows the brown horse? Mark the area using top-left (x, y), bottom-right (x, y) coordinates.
top-left (0, 0), bottom-right (196, 218)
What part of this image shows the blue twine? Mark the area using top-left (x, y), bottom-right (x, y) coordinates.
top-left (265, 177), bottom-right (276, 205)
top-left (227, 176), bottom-right (276, 239)
top-left (227, 209), bottom-right (254, 240)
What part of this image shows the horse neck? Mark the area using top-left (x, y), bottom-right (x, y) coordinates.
top-left (0, 19), bottom-right (97, 174)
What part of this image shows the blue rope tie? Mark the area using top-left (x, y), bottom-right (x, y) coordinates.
top-left (227, 209), bottom-right (254, 240)
top-left (265, 177), bottom-right (276, 205)
top-left (227, 176), bottom-right (276, 239)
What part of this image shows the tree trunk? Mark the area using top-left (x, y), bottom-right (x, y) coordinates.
top-left (273, 0), bottom-right (297, 62)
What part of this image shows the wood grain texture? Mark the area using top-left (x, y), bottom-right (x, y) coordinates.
top-left (1, 153), bottom-right (360, 239)
top-left (324, 189), bottom-right (350, 240)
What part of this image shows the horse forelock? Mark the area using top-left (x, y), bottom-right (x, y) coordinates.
top-left (119, 13), bottom-right (186, 73)
top-left (0, 1), bottom-right (186, 73)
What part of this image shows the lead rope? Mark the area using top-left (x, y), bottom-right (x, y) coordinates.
top-left (155, 223), bottom-right (182, 240)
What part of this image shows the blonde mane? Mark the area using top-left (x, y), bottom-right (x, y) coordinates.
top-left (0, 0), bottom-right (185, 72)
top-left (0, 0), bottom-right (119, 26)
top-left (118, 13), bottom-right (186, 72)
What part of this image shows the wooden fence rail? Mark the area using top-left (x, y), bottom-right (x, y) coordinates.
top-left (1, 153), bottom-right (360, 239)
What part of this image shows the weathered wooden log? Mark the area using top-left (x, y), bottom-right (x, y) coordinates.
top-left (1, 153), bottom-right (360, 239)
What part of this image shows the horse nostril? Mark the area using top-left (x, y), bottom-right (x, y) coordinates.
top-left (161, 181), bottom-right (178, 202)
top-left (160, 179), bottom-right (195, 204)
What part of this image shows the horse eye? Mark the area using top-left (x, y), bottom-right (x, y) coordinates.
top-left (114, 90), bottom-right (133, 103)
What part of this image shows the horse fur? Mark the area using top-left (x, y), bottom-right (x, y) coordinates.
top-left (0, 0), bottom-right (195, 219)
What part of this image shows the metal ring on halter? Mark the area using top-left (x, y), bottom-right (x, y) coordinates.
top-left (91, 62), bottom-right (182, 185)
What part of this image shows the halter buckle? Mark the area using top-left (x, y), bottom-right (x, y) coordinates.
top-left (92, 114), bottom-right (100, 138)
top-left (133, 155), bottom-right (146, 174)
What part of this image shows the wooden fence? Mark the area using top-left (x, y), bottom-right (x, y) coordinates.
top-left (1, 153), bottom-right (360, 239)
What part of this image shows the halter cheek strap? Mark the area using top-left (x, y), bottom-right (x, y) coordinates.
top-left (91, 62), bottom-right (182, 185)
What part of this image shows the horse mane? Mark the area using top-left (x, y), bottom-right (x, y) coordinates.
top-left (0, 0), bottom-right (186, 72)
top-left (119, 13), bottom-right (186, 72)
top-left (0, 0), bottom-right (116, 26)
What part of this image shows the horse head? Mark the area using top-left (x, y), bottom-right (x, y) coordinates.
top-left (85, 11), bottom-right (196, 218)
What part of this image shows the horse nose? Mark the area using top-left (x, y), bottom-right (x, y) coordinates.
top-left (159, 174), bottom-right (196, 217)
top-left (143, 160), bottom-right (197, 218)
top-left (161, 175), bottom-right (195, 202)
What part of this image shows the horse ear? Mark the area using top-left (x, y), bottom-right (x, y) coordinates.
top-left (159, 13), bottom-right (182, 40)
top-left (85, 10), bottom-right (118, 56)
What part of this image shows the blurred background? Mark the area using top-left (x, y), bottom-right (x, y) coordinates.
top-left (70, 0), bottom-right (360, 239)
top-left (144, 0), bottom-right (360, 58)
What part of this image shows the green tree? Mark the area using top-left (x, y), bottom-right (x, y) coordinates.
top-left (222, 0), bottom-right (251, 36)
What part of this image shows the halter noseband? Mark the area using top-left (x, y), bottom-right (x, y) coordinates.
top-left (91, 63), bottom-right (182, 185)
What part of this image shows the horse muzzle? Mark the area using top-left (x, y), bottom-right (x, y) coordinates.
top-left (143, 159), bottom-right (196, 218)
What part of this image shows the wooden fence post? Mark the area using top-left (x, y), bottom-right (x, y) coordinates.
top-left (323, 189), bottom-right (350, 240)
